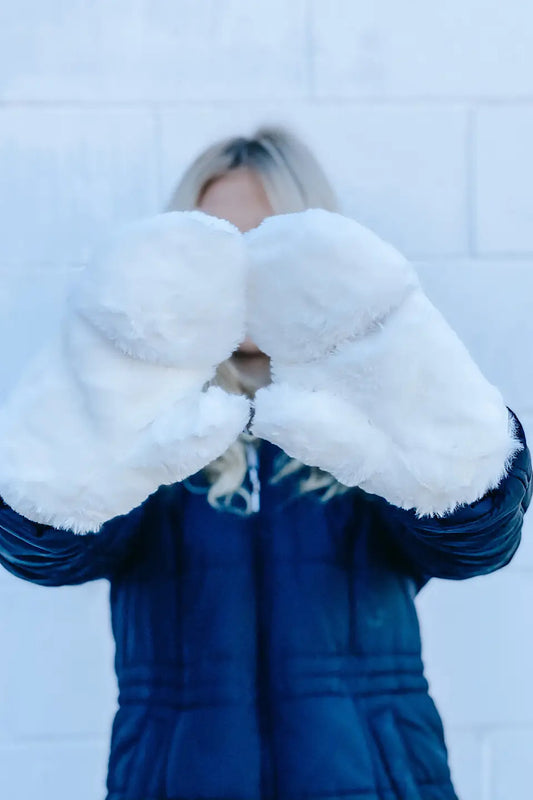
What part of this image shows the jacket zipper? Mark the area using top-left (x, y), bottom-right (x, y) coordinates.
top-left (253, 527), bottom-right (276, 798)
top-left (249, 442), bottom-right (276, 798)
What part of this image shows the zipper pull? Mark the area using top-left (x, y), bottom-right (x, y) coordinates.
top-left (245, 400), bottom-right (255, 435)
top-left (245, 441), bottom-right (261, 513)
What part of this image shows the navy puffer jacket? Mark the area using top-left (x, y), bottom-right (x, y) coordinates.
top-left (0, 409), bottom-right (530, 800)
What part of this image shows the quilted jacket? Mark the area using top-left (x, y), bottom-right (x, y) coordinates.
top-left (0, 408), bottom-right (530, 800)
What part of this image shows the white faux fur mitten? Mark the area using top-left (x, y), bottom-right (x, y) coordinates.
top-left (0, 211), bottom-right (251, 533)
top-left (245, 209), bottom-right (522, 517)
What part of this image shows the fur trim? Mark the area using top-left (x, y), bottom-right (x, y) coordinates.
top-left (247, 210), bottom-right (522, 517)
top-left (0, 212), bottom-right (251, 534)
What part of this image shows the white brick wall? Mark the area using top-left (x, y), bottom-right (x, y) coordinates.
top-left (0, 3), bottom-right (531, 798)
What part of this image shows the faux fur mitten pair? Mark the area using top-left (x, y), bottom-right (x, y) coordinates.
top-left (0, 209), bottom-right (522, 534)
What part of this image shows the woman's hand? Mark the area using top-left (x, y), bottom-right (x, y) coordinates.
top-left (245, 209), bottom-right (522, 517)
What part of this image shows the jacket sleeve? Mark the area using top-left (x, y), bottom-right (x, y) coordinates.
top-left (370, 408), bottom-right (532, 586)
top-left (0, 493), bottom-right (150, 587)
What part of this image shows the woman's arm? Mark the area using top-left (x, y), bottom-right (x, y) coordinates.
top-left (367, 408), bottom-right (532, 587)
top-left (0, 492), bottom-right (150, 587)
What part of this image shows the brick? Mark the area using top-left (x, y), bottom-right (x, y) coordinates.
top-left (159, 102), bottom-right (468, 256)
top-left (488, 729), bottom-right (533, 800)
top-left (0, 0), bottom-right (307, 102)
top-left (415, 260), bottom-right (533, 416)
top-left (445, 728), bottom-right (484, 800)
top-left (416, 570), bottom-right (533, 727)
top-left (0, 267), bottom-right (75, 404)
top-left (0, 109), bottom-right (158, 264)
top-left (0, 740), bottom-right (108, 800)
top-left (310, 0), bottom-right (533, 98)
top-left (0, 581), bottom-right (117, 739)
top-left (475, 106), bottom-right (533, 254)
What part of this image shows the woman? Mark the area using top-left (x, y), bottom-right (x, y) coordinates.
top-left (0, 125), bottom-right (530, 800)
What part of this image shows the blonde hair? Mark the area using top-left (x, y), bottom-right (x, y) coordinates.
top-left (165, 124), bottom-right (350, 514)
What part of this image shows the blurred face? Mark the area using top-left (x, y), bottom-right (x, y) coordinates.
top-left (196, 167), bottom-right (273, 356)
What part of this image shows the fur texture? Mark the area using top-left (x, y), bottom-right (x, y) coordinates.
top-left (246, 209), bottom-right (522, 517)
top-left (0, 211), bottom-right (250, 534)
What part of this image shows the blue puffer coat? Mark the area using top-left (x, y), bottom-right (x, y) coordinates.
top-left (0, 410), bottom-right (531, 800)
